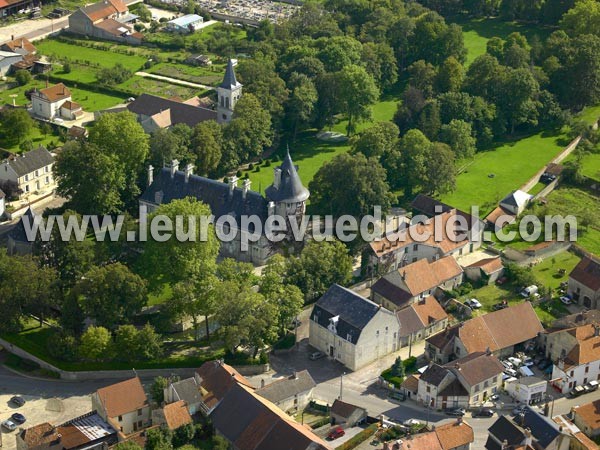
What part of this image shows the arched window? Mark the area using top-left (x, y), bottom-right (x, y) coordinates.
top-left (226, 97), bottom-right (230, 108)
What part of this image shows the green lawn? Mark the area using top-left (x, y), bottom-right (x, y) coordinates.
top-left (531, 251), bottom-right (581, 288)
top-left (456, 17), bottom-right (553, 65)
top-left (331, 97), bottom-right (398, 135)
top-left (147, 62), bottom-right (225, 87)
top-left (119, 75), bottom-right (205, 99)
top-left (0, 125), bottom-right (59, 153)
top-left (440, 130), bottom-right (569, 215)
top-left (245, 131), bottom-right (350, 197)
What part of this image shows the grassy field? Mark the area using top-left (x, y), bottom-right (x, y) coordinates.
top-left (119, 75), bottom-right (205, 99)
top-left (331, 98), bottom-right (398, 135)
top-left (36, 39), bottom-right (148, 71)
top-left (457, 17), bottom-right (553, 65)
top-left (0, 125), bottom-right (59, 153)
top-left (147, 62), bottom-right (224, 86)
top-left (246, 131), bottom-right (350, 197)
top-left (440, 130), bottom-right (569, 215)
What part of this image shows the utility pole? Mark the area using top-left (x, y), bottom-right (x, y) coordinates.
top-left (339, 372), bottom-right (345, 401)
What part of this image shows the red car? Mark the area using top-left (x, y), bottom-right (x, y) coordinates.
top-left (327, 426), bottom-right (345, 440)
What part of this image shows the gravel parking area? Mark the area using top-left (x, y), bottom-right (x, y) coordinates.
top-left (0, 391), bottom-right (92, 450)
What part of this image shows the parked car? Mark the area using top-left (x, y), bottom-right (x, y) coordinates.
top-left (464, 298), bottom-right (482, 309)
top-left (584, 380), bottom-right (599, 393)
top-left (403, 419), bottom-right (422, 426)
top-left (445, 408), bottom-right (466, 416)
top-left (523, 358), bottom-right (534, 367)
top-left (489, 394), bottom-right (500, 401)
top-left (512, 405), bottom-right (527, 415)
top-left (508, 357), bottom-right (522, 367)
top-left (504, 368), bottom-right (518, 378)
top-left (501, 360), bottom-right (514, 369)
top-left (10, 396), bottom-right (25, 407)
top-left (1, 419), bottom-right (17, 431)
top-left (309, 351), bottom-right (325, 360)
top-left (560, 296), bottom-right (572, 305)
top-left (472, 408), bottom-right (494, 418)
top-left (11, 413), bottom-right (26, 424)
top-left (327, 426), bottom-right (345, 440)
top-left (520, 285), bottom-right (539, 298)
top-left (569, 385), bottom-right (586, 398)
top-left (493, 301), bottom-right (508, 311)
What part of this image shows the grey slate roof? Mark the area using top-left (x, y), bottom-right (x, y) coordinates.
top-left (218, 59), bottom-right (242, 90)
top-left (396, 306), bottom-right (423, 337)
top-left (522, 406), bottom-right (561, 448)
top-left (170, 378), bottom-right (202, 405)
top-left (487, 416), bottom-right (525, 449)
top-left (4, 146), bottom-right (53, 177)
top-left (420, 363), bottom-right (449, 387)
top-left (140, 168), bottom-right (268, 229)
top-left (127, 93), bottom-right (217, 128)
top-left (8, 207), bottom-right (36, 243)
top-left (265, 150), bottom-right (309, 203)
top-left (255, 370), bottom-right (316, 404)
top-left (311, 284), bottom-right (380, 345)
top-left (371, 277), bottom-right (412, 309)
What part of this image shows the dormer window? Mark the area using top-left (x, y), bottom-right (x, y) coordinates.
top-left (346, 333), bottom-right (352, 342)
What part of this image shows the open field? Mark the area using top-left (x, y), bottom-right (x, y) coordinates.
top-left (440, 130), bottom-right (569, 215)
top-left (457, 17), bottom-right (553, 65)
top-left (119, 75), bottom-right (206, 99)
top-left (245, 131), bottom-right (350, 197)
top-left (0, 125), bottom-right (59, 153)
top-left (147, 62), bottom-right (224, 86)
top-left (331, 98), bottom-right (398, 135)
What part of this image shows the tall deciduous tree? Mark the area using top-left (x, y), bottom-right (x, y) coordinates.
top-left (54, 141), bottom-right (126, 214)
top-left (400, 129), bottom-right (432, 196)
top-left (191, 120), bottom-right (223, 175)
top-left (337, 64), bottom-right (379, 135)
top-left (1, 108), bottom-right (35, 144)
top-left (425, 142), bottom-right (456, 195)
top-left (351, 122), bottom-right (399, 159)
top-left (285, 73), bottom-right (318, 140)
top-left (79, 326), bottom-right (112, 361)
top-left (440, 119), bottom-right (477, 159)
top-left (309, 152), bottom-right (393, 217)
top-left (74, 263), bottom-right (148, 329)
top-left (286, 240), bottom-right (353, 302)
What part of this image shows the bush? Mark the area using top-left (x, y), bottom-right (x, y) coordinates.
top-left (97, 63), bottom-right (132, 86)
top-left (14, 69), bottom-right (32, 86)
top-left (236, 170), bottom-right (242, 177)
top-left (265, 159), bottom-right (271, 167)
top-left (273, 333), bottom-right (295, 350)
top-left (62, 61), bottom-right (72, 73)
top-left (46, 332), bottom-right (78, 362)
top-left (258, 351), bottom-right (268, 365)
top-left (381, 368), bottom-right (404, 388)
top-left (335, 424), bottom-right (378, 450)
top-left (173, 423), bottom-right (195, 447)
top-left (310, 416), bottom-right (330, 429)
top-left (272, 154), bottom-right (280, 162)
top-left (403, 356), bottom-right (417, 373)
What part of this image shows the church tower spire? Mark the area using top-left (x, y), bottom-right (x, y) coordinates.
top-left (217, 59), bottom-right (243, 124)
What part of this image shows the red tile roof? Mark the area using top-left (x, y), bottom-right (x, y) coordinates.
top-left (38, 83), bottom-right (71, 102)
top-left (96, 377), bottom-right (148, 418)
top-left (570, 256), bottom-right (600, 292)
top-left (435, 420), bottom-right (474, 450)
top-left (574, 399), bottom-right (600, 432)
top-left (163, 400), bottom-right (192, 430)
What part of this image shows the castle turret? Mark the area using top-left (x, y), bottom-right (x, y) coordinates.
top-left (216, 59), bottom-right (242, 124)
top-left (265, 147), bottom-right (309, 221)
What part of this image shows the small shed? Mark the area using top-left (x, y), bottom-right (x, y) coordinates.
top-left (330, 399), bottom-right (367, 428)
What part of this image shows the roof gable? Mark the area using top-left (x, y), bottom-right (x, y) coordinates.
top-left (570, 256), bottom-right (600, 292)
top-left (95, 377), bottom-right (148, 418)
top-left (4, 146), bottom-right (54, 177)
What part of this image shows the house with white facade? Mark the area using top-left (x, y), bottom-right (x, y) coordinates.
top-left (371, 255), bottom-right (463, 310)
top-left (505, 377), bottom-right (548, 405)
top-left (31, 83), bottom-right (82, 121)
top-left (309, 284), bottom-right (400, 371)
top-left (417, 351), bottom-right (504, 409)
top-left (91, 377), bottom-right (151, 438)
top-left (255, 370), bottom-right (315, 414)
top-left (0, 146), bottom-right (55, 198)
top-left (567, 256), bottom-right (600, 309)
top-left (547, 324), bottom-right (600, 394)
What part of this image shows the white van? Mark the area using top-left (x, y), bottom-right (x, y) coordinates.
top-left (519, 366), bottom-right (534, 377)
top-left (504, 368), bottom-right (517, 377)
top-left (520, 285), bottom-right (539, 298)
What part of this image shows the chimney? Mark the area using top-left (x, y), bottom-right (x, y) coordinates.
top-left (267, 201), bottom-right (275, 216)
top-left (401, 271), bottom-right (406, 280)
top-left (501, 439), bottom-right (508, 450)
top-left (228, 175), bottom-right (238, 197)
top-left (524, 428), bottom-right (532, 446)
top-left (170, 159), bottom-right (179, 178)
top-left (273, 167), bottom-right (281, 189)
top-left (184, 163), bottom-right (194, 183)
top-left (293, 371), bottom-right (298, 379)
top-left (594, 323), bottom-right (600, 337)
top-left (486, 347), bottom-right (492, 356)
top-left (11, 34), bottom-right (14, 40)
top-left (518, 412), bottom-right (525, 426)
top-left (242, 178), bottom-right (251, 200)
top-left (456, 417), bottom-right (462, 425)
top-left (147, 165), bottom-right (154, 186)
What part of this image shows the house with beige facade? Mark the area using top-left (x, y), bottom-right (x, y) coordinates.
top-left (365, 209), bottom-right (484, 277)
top-left (568, 256), bottom-right (600, 309)
top-left (417, 351), bottom-right (504, 408)
top-left (68, 0), bottom-right (142, 44)
top-left (463, 256), bottom-right (504, 285)
top-left (371, 255), bottom-right (463, 310)
top-left (546, 324), bottom-right (600, 394)
top-left (426, 302), bottom-right (544, 364)
top-left (255, 370), bottom-right (316, 413)
top-left (572, 399), bottom-right (600, 440)
top-left (0, 146), bottom-right (55, 198)
top-left (91, 377), bottom-right (152, 438)
top-left (395, 295), bottom-right (448, 348)
top-left (309, 284), bottom-right (400, 371)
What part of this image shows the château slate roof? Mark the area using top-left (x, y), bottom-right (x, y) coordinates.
top-left (311, 284), bottom-right (381, 345)
top-left (265, 150), bottom-right (309, 204)
top-left (140, 168), bottom-right (268, 228)
top-left (486, 416), bottom-right (525, 449)
top-left (219, 59), bottom-right (242, 90)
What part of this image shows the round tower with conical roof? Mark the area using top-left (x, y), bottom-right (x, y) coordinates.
top-left (217, 59), bottom-right (242, 124)
top-left (265, 147), bottom-right (310, 224)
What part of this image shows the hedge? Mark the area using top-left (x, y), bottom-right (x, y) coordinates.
top-left (335, 424), bottom-right (378, 450)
